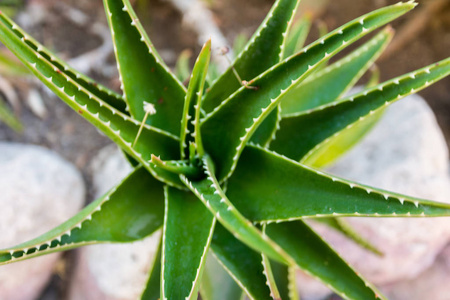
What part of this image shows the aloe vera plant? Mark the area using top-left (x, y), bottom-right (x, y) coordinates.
top-left (1, 0), bottom-right (450, 299)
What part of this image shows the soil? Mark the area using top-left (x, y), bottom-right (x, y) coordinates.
top-left (0, 0), bottom-right (448, 298)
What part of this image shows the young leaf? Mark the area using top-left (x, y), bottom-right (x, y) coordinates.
top-left (140, 237), bottom-right (162, 300)
top-left (103, 0), bottom-right (186, 135)
top-left (162, 187), bottom-right (215, 300)
top-left (210, 223), bottom-right (273, 300)
top-left (226, 145), bottom-right (450, 223)
top-left (282, 14), bottom-right (312, 59)
top-left (0, 167), bottom-right (164, 265)
top-left (280, 27), bottom-right (393, 116)
top-left (180, 40), bottom-right (210, 158)
top-left (266, 221), bottom-right (385, 300)
top-left (202, 2), bottom-right (415, 182)
top-left (181, 156), bottom-right (291, 265)
top-left (271, 57), bottom-right (450, 162)
top-left (175, 49), bottom-right (192, 83)
top-left (202, 0), bottom-right (300, 112)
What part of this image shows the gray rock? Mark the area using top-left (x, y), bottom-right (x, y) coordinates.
top-left (69, 145), bottom-right (160, 300)
top-left (0, 143), bottom-right (85, 300)
top-left (298, 94), bottom-right (450, 298)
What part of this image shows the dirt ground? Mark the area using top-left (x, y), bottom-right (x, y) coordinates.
top-left (0, 0), bottom-right (448, 298)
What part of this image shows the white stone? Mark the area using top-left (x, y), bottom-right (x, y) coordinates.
top-left (89, 144), bottom-right (133, 196)
top-left (0, 143), bottom-right (85, 300)
top-left (382, 243), bottom-right (450, 300)
top-left (296, 270), bottom-right (334, 300)
top-left (298, 94), bottom-right (450, 298)
top-left (69, 232), bottom-right (161, 300)
top-left (69, 145), bottom-right (160, 300)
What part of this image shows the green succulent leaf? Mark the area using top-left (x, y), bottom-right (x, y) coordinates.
top-left (202, 0), bottom-right (300, 113)
top-left (0, 12), bottom-right (127, 113)
top-left (282, 14), bottom-right (312, 59)
top-left (271, 57), bottom-right (450, 162)
top-left (200, 254), bottom-right (243, 300)
top-left (0, 13), bottom-right (186, 187)
top-left (103, 0), bottom-right (186, 135)
top-left (202, 2), bottom-right (414, 182)
top-left (180, 40), bottom-right (210, 158)
top-left (210, 223), bottom-right (273, 300)
top-left (0, 167), bottom-right (164, 265)
top-left (315, 218), bottom-right (383, 256)
top-left (280, 26), bottom-right (393, 116)
top-left (266, 221), bottom-right (385, 300)
top-left (162, 186), bottom-right (215, 300)
top-left (249, 105), bottom-right (281, 147)
top-left (182, 156), bottom-right (291, 264)
top-left (227, 145), bottom-right (450, 222)
top-left (270, 261), bottom-right (298, 300)
top-left (141, 237), bottom-right (162, 300)
top-left (175, 49), bottom-right (192, 83)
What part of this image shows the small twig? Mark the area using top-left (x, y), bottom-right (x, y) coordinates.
top-left (218, 47), bottom-right (258, 90)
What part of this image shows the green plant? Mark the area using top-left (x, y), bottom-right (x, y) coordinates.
top-left (0, 0), bottom-right (449, 299)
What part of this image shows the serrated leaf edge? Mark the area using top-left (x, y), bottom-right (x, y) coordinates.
top-left (161, 187), bottom-right (216, 300)
top-left (1, 180), bottom-right (123, 265)
top-left (104, 0), bottom-right (186, 110)
top-left (299, 57), bottom-right (450, 163)
top-left (0, 17), bottom-right (188, 188)
top-left (281, 26), bottom-right (394, 118)
top-left (181, 156), bottom-right (292, 265)
top-left (266, 222), bottom-right (386, 300)
top-left (203, 2), bottom-right (413, 182)
top-left (247, 144), bottom-right (450, 223)
top-left (209, 250), bottom-right (255, 300)
top-left (186, 218), bottom-right (216, 300)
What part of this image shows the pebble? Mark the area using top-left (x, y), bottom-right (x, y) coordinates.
top-left (0, 143), bottom-right (85, 300)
